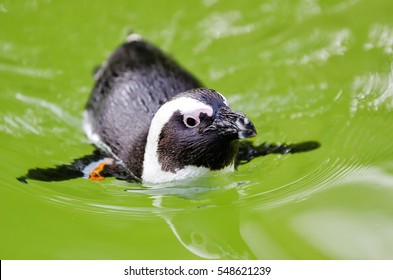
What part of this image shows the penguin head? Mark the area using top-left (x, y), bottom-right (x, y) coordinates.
top-left (142, 88), bottom-right (257, 183)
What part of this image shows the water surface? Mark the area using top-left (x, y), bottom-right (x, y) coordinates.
top-left (1, 0), bottom-right (393, 259)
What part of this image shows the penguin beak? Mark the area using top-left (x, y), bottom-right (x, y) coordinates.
top-left (213, 107), bottom-right (257, 140)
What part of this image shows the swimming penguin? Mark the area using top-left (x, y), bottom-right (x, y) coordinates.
top-left (17, 35), bottom-right (320, 184)
top-left (83, 34), bottom-right (257, 184)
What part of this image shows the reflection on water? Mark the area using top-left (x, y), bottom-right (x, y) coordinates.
top-left (153, 196), bottom-right (253, 259)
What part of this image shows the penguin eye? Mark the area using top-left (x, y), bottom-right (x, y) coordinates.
top-left (183, 115), bottom-right (200, 128)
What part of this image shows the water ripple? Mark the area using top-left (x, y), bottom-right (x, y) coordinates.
top-left (258, 28), bottom-right (351, 66)
top-left (0, 63), bottom-right (61, 79)
top-left (237, 159), bottom-right (363, 211)
top-left (364, 24), bottom-right (393, 55)
top-left (351, 64), bottom-right (393, 115)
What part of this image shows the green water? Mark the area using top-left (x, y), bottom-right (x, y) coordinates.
top-left (1, 0), bottom-right (393, 259)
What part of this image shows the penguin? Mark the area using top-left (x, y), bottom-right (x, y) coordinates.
top-left (83, 34), bottom-right (257, 184)
top-left (17, 35), bottom-right (320, 185)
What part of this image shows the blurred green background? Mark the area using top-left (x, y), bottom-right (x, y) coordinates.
top-left (1, 0), bottom-right (393, 259)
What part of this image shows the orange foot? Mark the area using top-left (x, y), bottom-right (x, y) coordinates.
top-left (88, 158), bottom-right (114, 181)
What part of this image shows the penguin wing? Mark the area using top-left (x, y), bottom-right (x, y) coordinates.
top-left (235, 141), bottom-right (321, 167)
top-left (17, 150), bottom-right (140, 183)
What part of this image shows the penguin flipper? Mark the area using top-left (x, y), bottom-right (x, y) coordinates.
top-left (17, 163), bottom-right (85, 184)
top-left (17, 150), bottom-right (141, 184)
top-left (235, 140), bottom-right (321, 168)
